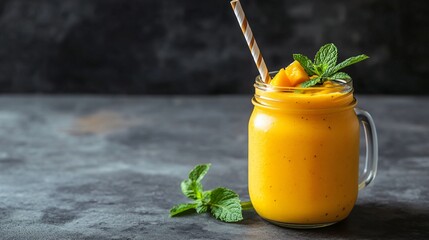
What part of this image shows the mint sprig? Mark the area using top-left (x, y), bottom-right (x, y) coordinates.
top-left (180, 163), bottom-right (209, 200)
top-left (293, 43), bottom-right (369, 87)
top-left (170, 164), bottom-right (252, 223)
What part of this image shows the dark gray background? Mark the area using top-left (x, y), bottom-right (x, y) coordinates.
top-left (0, 0), bottom-right (428, 94)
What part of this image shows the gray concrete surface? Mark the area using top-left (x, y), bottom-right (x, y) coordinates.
top-left (0, 95), bottom-right (428, 239)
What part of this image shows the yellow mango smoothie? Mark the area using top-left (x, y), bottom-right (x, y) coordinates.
top-left (249, 76), bottom-right (359, 226)
top-left (247, 44), bottom-right (378, 228)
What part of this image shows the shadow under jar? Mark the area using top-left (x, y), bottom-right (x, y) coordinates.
top-left (248, 72), bottom-right (378, 228)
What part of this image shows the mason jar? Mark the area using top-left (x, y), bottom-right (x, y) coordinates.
top-left (248, 72), bottom-right (378, 228)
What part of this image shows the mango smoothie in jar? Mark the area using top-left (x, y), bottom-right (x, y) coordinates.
top-left (248, 45), bottom-right (378, 228)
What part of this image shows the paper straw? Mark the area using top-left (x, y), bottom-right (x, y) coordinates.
top-left (230, 0), bottom-right (271, 83)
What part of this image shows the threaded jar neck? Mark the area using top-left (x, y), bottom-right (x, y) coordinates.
top-left (253, 72), bottom-right (356, 113)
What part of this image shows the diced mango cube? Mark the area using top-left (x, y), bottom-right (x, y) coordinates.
top-left (285, 60), bottom-right (310, 86)
top-left (270, 68), bottom-right (292, 87)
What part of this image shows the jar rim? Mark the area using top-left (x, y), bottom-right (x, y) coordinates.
top-left (253, 71), bottom-right (356, 112)
top-left (255, 71), bottom-right (353, 93)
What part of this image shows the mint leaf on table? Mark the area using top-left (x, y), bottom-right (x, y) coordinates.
top-left (170, 203), bottom-right (197, 217)
top-left (293, 43), bottom-right (369, 88)
top-left (181, 179), bottom-right (203, 200)
top-left (170, 163), bottom-right (252, 223)
top-left (195, 191), bottom-right (211, 213)
top-left (180, 163), bottom-right (210, 199)
top-left (196, 201), bottom-right (209, 214)
top-left (188, 163), bottom-right (210, 182)
top-left (209, 187), bottom-right (243, 222)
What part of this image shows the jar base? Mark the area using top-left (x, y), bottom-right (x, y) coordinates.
top-left (263, 218), bottom-right (338, 229)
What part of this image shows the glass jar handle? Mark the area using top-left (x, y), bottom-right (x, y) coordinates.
top-left (355, 108), bottom-right (379, 190)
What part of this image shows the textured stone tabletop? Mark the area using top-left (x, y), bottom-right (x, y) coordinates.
top-left (0, 95), bottom-right (428, 240)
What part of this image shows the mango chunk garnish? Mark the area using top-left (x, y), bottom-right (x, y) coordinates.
top-left (285, 60), bottom-right (310, 86)
top-left (270, 68), bottom-right (292, 87)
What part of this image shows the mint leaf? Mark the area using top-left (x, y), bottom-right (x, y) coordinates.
top-left (329, 72), bottom-right (351, 80)
top-left (209, 187), bottom-right (243, 222)
top-left (202, 191), bottom-right (212, 202)
top-left (297, 44), bottom-right (368, 88)
top-left (170, 203), bottom-right (197, 217)
top-left (316, 63), bottom-right (331, 76)
top-left (170, 164), bottom-right (252, 223)
top-left (188, 163), bottom-right (211, 182)
top-left (196, 191), bottom-right (211, 213)
top-left (181, 179), bottom-right (203, 200)
top-left (314, 43), bottom-right (337, 69)
top-left (300, 76), bottom-right (322, 88)
top-left (180, 164), bottom-right (211, 200)
top-left (293, 54), bottom-right (315, 75)
top-left (196, 201), bottom-right (209, 213)
top-left (332, 54), bottom-right (369, 73)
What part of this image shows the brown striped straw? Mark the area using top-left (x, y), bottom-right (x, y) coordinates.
top-left (230, 0), bottom-right (271, 83)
